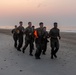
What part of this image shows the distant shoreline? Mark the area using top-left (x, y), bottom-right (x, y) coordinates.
top-left (0, 28), bottom-right (76, 34)
top-left (0, 28), bottom-right (76, 40)
top-left (0, 29), bottom-right (12, 35)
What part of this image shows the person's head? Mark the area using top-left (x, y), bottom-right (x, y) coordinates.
top-left (28, 22), bottom-right (32, 27)
top-left (39, 22), bottom-right (43, 28)
top-left (15, 25), bottom-right (17, 28)
top-left (43, 27), bottom-right (46, 31)
top-left (19, 21), bottom-right (23, 26)
top-left (32, 26), bottom-right (35, 29)
top-left (54, 22), bottom-right (58, 28)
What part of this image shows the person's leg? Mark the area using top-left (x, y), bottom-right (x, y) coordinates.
top-left (17, 37), bottom-right (21, 51)
top-left (39, 44), bottom-right (42, 57)
top-left (14, 39), bottom-right (17, 48)
top-left (14, 36), bottom-right (18, 48)
top-left (32, 39), bottom-right (34, 50)
top-left (32, 43), bottom-right (34, 50)
top-left (51, 47), bottom-right (54, 59)
top-left (29, 41), bottom-right (33, 56)
top-left (50, 40), bottom-right (55, 59)
top-left (13, 36), bottom-right (17, 48)
top-left (35, 44), bottom-right (41, 59)
top-left (17, 36), bottom-right (23, 51)
top-left (43, 42), bottom-right (47, 55)
top-left (54, 40), bottom-right (59, 58)
top-left (22, 40), bottom-right (29, 53)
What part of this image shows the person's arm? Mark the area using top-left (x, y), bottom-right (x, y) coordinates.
top-left (58, 29), bottom-right (61, 39)
top-left (49, 30), bottom-right (51, 37)
top-left (22, 27), bottom-right (25, 32)
top-left (24, 27), bottom-right (30, 36)
top-left (49, 29), bottom-right (54, 38)
top-left (24, 28), bottom-right (27, 34)
top-left (11, 29), bottom-right (14, 34)
top-left (46, 31), bottom-right (49, 38)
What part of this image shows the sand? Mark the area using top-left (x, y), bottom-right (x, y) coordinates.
top-left (0, 29), bottom-right (12, 35)
top-left (0, 29), bottom-right (76, 75)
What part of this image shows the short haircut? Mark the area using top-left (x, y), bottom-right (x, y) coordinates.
top-left (39, 22), bottom-right (43, 25)
top-left (32, 26), bottom-right (34, 27)
top-left (15, 25), bottom-right (17, 27)
top-left (19, 21), bottom-right (23, 23)
top-left (43, 27), bottom-right (46, 28)
top-left (28, 22), bottom-right (31, 24)
top-left (54, 22), bottom-right (57, 25)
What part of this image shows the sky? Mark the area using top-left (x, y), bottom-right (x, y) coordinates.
top-left (0, 0), bottom-right (76, 30)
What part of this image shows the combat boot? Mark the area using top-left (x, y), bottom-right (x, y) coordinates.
top-left (22, 48), bottom-right (25, 53)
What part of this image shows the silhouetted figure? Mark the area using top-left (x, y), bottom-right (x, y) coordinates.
top-left (32, 26), bottom-right (35, 50)
top-left (12, 25), bottom-right (18, 48)
top-left (35, 22), bottom-right (45, 59)
top-left (22, 22), bottom-right (34, 56)
top-left (49, 22), bottom-right (61, 59)
top-left (42, 27), bottom-right (49, 55)
top-left (17, 21), bottom-right (24, 51)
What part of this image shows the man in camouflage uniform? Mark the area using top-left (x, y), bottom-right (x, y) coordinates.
top-left (49, 22), bottom-right (61, 59)
top-left (17, 21), bottom-right (24, 51)
top-left (42, 27), bottom-right (49, 55)
top-left (22, 22), bottom-right (34, 56)
top-left (35, 22), bottom-right (45, 59)
top-left (32, 26), bottom-right (35, 50)
top-left (12, 25), bottom-right (18, 48)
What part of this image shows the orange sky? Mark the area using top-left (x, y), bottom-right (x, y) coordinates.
top-left (0, 0), bottom-right (76, 16)
top-left (0, 0), bottom-right (76, 30)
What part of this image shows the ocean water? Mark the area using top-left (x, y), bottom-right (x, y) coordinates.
top-left (0, 25), bottom-right (76, 32)
top-left (59, 26), bottom-right (76, 32)
top-left (48, 25), bottom-right (76, 32)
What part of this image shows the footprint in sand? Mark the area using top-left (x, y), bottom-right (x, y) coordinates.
top-left (1, 68), bottom-right (3, 70)
top-left (6, 66), bottom-right (8, 68)
top-left (18, 54), bottom-right (19, 56)
top-left (10, 51), bottom-right (12, 53)
top-left (16, 62), bottom-right (18, 64)
top-left (4, 59), bottom-right (6, 61)
top-left (20, 70), bottom-right (23, 72)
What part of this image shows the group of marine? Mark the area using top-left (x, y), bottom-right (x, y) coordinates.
top-left (12, 21), bottom-right (61, 59)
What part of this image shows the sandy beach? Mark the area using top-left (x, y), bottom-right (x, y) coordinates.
top-left (0, 29), bottom-right (76, 75)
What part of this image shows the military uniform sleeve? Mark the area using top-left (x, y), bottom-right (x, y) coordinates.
top-left (24, 28), bottom-right (28, 34)
top-left (46, 31), bottom-right (49, 38)
top-left (11, 29), bottom-right (14, 34)
top-left (49, 29), bottom-right (52, 37)
top-left (58, 29), bottom-right (61, 39)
